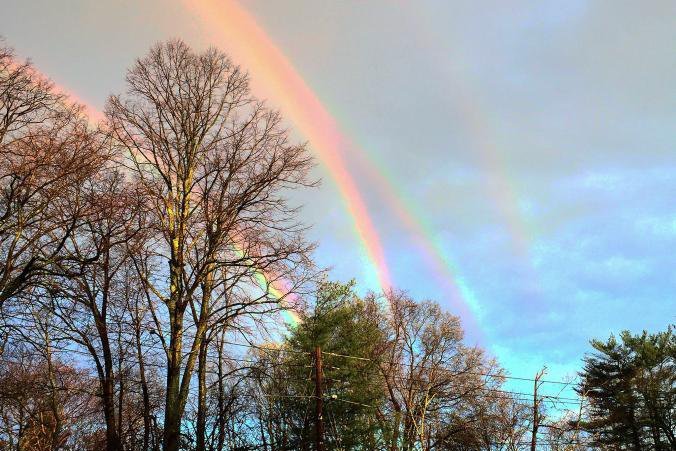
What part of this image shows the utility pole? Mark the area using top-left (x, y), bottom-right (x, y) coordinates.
top-left (530, 367), bottom-right (547, 451)
top-left (313, 345), bottom-right (326, 451)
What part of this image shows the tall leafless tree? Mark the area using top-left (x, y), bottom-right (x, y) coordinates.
top-left (373, 291), bottom-right (520, 451)
top-left (106, 40), bottom-right (315, 451)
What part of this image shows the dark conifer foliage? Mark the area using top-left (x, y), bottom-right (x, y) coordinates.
top-left (578, 326), bottom-right (675, 449)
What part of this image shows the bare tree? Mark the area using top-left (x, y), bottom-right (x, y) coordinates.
top-left (0, 44), bottom-right (108, 316)
top-left (45, 168), bottom-right (144, 451)
top-left (372, 291), bottom-right (520, 451)
top-left (106, 40), bottom-right (315, 451)
top-left (0, 309), bottom-right (101, 450)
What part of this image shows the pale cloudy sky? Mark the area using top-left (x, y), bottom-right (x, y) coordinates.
top-left (2, 0), bottom-right (675, 394)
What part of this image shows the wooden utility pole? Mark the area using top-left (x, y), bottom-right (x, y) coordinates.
top-left (530, 367), bottom-right (547, 451)
top-left (313, 346), bottom-right (326, 451)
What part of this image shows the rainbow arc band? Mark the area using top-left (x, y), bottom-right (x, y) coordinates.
top-left (182, 0), bottom-right (392, 294)
top-left (182, 0), bottom-right (484, 340)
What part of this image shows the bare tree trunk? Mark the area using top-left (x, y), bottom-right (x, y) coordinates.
top-left (133, 305), bottom-right (152, 451)
top-left (195, 269), bottom-right (215, 451)
top-left (43, 326), bottom-right (63, 451)
top-left (216, 336), bottom-right (226, 451)
top-left (116, 327), bottom-right (125, 449)
top-left (195, 338), bottom-right (208, 451)
top-left (102, 375), bottom-right (121, 451)
top-left (530, 368), bottom-right (546, 451)
top-left (94, 283), bottom-right (123, 451)
top-left (163, 305), bottom-right (184, 451)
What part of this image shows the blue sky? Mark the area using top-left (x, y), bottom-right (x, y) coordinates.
top-left (2, 0), bottom-right (675, 395)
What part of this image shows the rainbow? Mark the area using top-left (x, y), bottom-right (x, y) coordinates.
top-left (182, 0), bottom-right (485, 339)
top-left (402, 4), bottom-right (540, 291)
top-left (1, 60), bottom-right (105, 124)
top-left (230, 240), bottom-right (303, 327)
top-left (182, 0), bottom-right (392, 293)
top-left (60, 86), bottom-right (106, 124)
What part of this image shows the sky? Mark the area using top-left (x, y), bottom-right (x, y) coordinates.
top-left (2, 0), bottom-right (675, 396)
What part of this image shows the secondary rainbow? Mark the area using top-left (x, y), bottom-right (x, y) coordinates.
top-left (404, 4), bottom-right (541, 291)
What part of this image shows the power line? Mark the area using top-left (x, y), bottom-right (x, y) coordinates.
top-left (1, 331), bottom-right (584, 405)
top-left (118, 328), bottom-right (576, 388)
top-left (0, 353), bottom-right (585, 406)
top-left (218, 339), bottom-right (579, 387)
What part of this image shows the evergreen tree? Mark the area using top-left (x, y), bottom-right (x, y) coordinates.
top-left (285, 281), bottom-right (386, 450)
top-left (246, 282), bottom-right (386, 450)
top-left (578, 325), bottom-right (675, 450)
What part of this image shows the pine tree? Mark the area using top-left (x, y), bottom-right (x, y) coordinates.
top-left (578, 325), bottom-right (675, 449)
top-left (247, 282), bottom-right (386, 450)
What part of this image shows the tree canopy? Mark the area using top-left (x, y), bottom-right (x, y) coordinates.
top-left (578, 326), bottom-right (675, 449)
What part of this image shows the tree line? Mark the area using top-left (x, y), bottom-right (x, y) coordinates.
top-left (0, 39), bottom-right (673, 450)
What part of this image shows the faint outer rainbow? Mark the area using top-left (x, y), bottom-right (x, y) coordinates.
top-left (182, 0), bottom-right (484, 339)
top-left (16, 64), bottom-right (303, 327)
top-left (328, 6), bottom-right (540, 305)
top-left (182, 0), bottom-right (392, 293)
top-left (402, 4), bottom-right (541, 293)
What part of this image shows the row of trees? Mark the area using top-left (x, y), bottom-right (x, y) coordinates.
top-left (0, 39), bottom-right (673, 450)
top-left (237, 284), bottom-right (525, 450)
top-left (0, 38), bottom-right (314, 451)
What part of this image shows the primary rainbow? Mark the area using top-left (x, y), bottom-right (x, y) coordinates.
top-left (182, 0), bottom-right (392, 294)
top-left (182, 0), bottom-right (485, 338)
